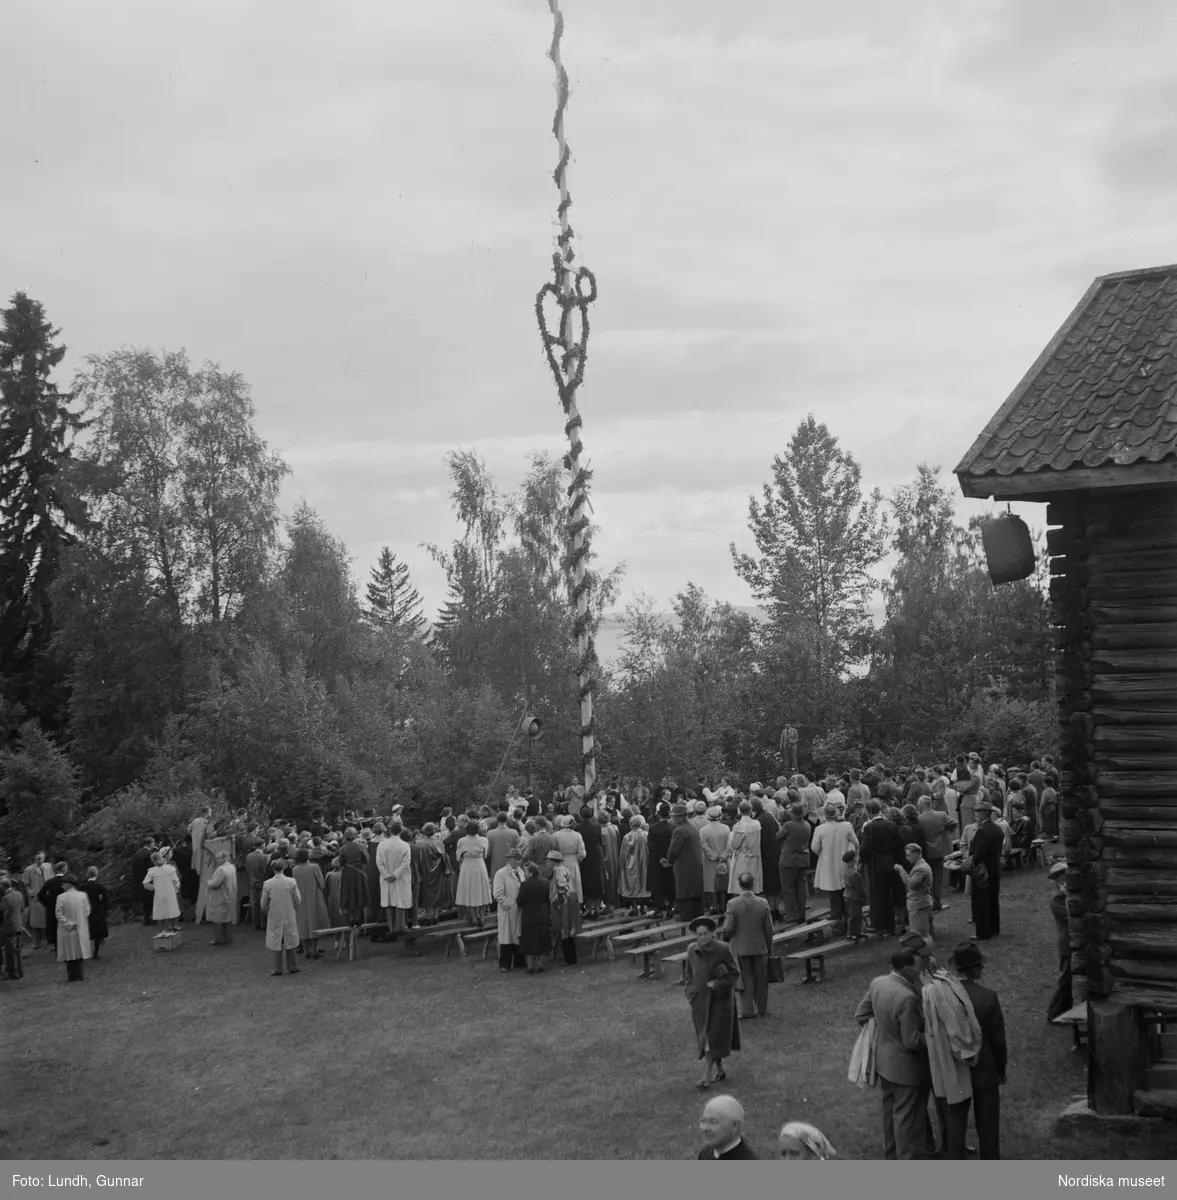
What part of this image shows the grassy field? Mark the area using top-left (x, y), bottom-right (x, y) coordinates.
top-left (2, 864), bottom-right (1172, 1161)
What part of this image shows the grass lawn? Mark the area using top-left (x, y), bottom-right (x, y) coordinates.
top-left (2, 864), bottom-right (1173, 1161)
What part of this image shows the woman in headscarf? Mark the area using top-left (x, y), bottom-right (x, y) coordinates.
top-left (516, 861), bottom-right (553, 972)
top-left (454, 820), bottom-right (492, 927)
top-left (811, 803), bottom-right (859, 935)
top-left (548, 849), bottom-right (581, 965)
top-left (206, 849), bottom-right (239, 947)
top-left (699, 806), bottom-right (731, 916)
top-left (552, 814), bottom-right (587, 909)
top-left (54, 876), bottom-right (91, 982)
top-left (80, 866), bottom-right (110, 961)
top-left (142, 851), bottom-right (182, 932)
top-left (683, 915), bottom-right (741, 1090)
top-left (291, 847), bottom-right (330, 958)
top-left (727, 801), bottom-right (763, 901)
top-left (412, 823), bottom-right (450, 926)
top-left (777, 1122), bottom-right (837, 1160)
top-left (619, 815), bottom-right (650, 915)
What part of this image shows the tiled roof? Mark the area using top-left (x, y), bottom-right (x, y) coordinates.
top-left (955, 264), bottom-right (1177, 485)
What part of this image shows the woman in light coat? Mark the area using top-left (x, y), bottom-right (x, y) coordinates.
top-left (261, 865), bottom-right (302, 976)
top-left (552, 815), bottom-right (587, 905)
top-left (619, 816), bottom-right (650, 914)
top-left (491, 847), bottom-right (526, 972)
top-left (810, 803), bottom-right (858, 932)
top-left (143, 852), bottom-right (182, 931)
top-left (727, 802), bottom-right (763, 896)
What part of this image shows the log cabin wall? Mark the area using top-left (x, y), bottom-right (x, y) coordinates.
top-left (1048, 489), bottom-right (1177, 1014)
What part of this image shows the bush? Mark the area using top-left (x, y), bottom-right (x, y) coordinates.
top-left (0, 721), bottom-right (79, 863)
top-left (949, 694), bottom-right (1056, 769)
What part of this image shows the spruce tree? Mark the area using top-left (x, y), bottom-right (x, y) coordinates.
top-left (0, 293), bottom-right (87, 683)
top-left (364, 546), bottom-right (425, 636)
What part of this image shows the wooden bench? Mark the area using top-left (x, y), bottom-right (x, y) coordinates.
top-left (1052, 1001), bottom-right (1088, 1051)
top-left (1004, 848), bottom-right (1027, 870)
top-left (786, 929), bottom-right (860, 984)
top-left (611, 921), bottom-right (687, 951)
top-left (1028, 838), bottom-right (1046, 866)
top-left (401, 919), bottom-right (486, 960)
top-left (625, 933), bottom-right (697, 980)
top-left (660, 915), bottom-right (834, 984)
top-left (313, 921), bottom-right (387, 961)
top-left (580, 915), bottom-right (665, 962)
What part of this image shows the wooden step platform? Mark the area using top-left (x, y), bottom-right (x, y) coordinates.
top-left (785, 933), bottom-right (864, 983)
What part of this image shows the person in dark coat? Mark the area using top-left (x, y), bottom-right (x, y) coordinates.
top-left (516, 861), bottom-right (553, 971)
top-left (859, 801), bottom-right (903, 937)
top-left (80, 867), bottom-right (110, 959)
top-left (968, 804), bottom-right (1005, 941)
top-left (646, 802), bottom-right (676, 917)
top-left (752, 798), bottom-right (782, 919)
top-left (1046, 861), bottom-right (1073, 1020)
top-left (364, 827), bottom-right (387, 941)
top-left (578, 807), bottom-right (606, 917)
top-left (684, 917), bottom-right (742, 1089)
top-left (666, 804), bottom-right (705, 923)
top-left (172, 835), bottom-right (199, 921)
top-left (948, 942), bottom-right (1007, 1159)
top-left (776, 799), bottom-right (811, 925)
top-left (336, 828), bottom-right (371, 930)
top-left (130, 839), bottom-right (157, 925)
top-left (37, 863), bottom-right (69, 950)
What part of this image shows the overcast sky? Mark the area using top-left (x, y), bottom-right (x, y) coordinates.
top-left (5, 0), bottom-right (1176, 621)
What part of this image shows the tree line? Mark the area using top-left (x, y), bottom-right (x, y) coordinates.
top-left (0, 292), bottom-right (1054, 864)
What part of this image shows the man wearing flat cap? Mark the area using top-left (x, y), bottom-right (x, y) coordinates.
top-left (665, 802), bottom-right (705, 923)
top-left (948, 942), bottom-right (1006, 1159)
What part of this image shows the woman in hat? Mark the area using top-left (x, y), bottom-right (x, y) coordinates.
top-left (492, 846), bottom-right (527, 972)
top-left (516, 861), bottom-right (553, 971)
top-left (142, 851), bottom-right (182, 932)
top-left (619, 815), bottom-right (651, 915)
top-left (55, 876), bottom-right (92, 982)
top-left (699, 806), bottom-right (731, 915)
top-left (683, 915), bottom-right (742, 1090)
top-left (552, 815), bottom-right (587, 911)
top-left (291, 847), bottom-right (330, 957)
top-left (454, 820), bottom-right (493, 928)
top-left (548, 849), bottom-right (581, 965)
top-left (777, 1121), bottom-right (837, 1160)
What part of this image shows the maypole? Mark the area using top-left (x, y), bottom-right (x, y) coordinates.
top-left (536, 0), bottom-right (599, 799)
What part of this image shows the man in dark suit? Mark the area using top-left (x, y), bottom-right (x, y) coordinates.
top-left (665, 803), bottom-right (704, 923)
top-left (131, 838), bottom-right (157, 925)
top-left (37, 862), bottom-right (70, 951)
top-left (859, 800), bottom-right (903, 937)
top-left (855, 950), bottom-right (929, 1159)
top-left (968, 803), bottom-right (1005, 941)
top-left (723, 871), bottom-right (775, 1019)
top-left (697, 1094), bottom-right (758, 1159)
top-left (948, 942), bottom-right (1007, 1159)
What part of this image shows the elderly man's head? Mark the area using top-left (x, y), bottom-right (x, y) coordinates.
top-left (699, 1095), bottom-right (745, 1152)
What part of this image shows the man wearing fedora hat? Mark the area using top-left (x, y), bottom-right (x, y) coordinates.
top-left (967, 802), bottom-right (1005, 941)
top-left (947, 941), bottom-right (1006, 1159)
top-left (666, 803), bottom-right (705, 923)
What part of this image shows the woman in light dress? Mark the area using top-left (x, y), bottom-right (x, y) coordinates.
top-left (454, 824), bottom-right (492, 927)
top-left (142, 852), bottom-right (182, 931)
top-left (727, 801), bottom-right (763, 897)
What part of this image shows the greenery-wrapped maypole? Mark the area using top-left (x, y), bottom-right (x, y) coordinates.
top-left (536, 0), bottom-right (599, 799)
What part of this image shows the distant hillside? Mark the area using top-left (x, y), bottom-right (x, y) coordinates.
top-left (594, 605), bottom-right (767, 666)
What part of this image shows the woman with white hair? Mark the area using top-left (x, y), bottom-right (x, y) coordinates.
top-left (777, 1121), bottom-right (836, 1160)
top-left (811, 803), bottom-right (858, 934)
top-left (727, 801), bottom-right (763, 899)
top-left (552, 814), bottom-right (587, 907)
top-left (142, 851), bottom-right (182, 932)
top-left (619, 815), bottom-right (650, 915)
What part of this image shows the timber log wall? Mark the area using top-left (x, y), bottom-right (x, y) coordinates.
top-left (1049, 491), bottom-right (1177, 1012)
